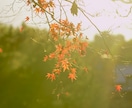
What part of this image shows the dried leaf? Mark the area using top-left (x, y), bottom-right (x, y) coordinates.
top-left (70, 1), bottom-right (78, 16)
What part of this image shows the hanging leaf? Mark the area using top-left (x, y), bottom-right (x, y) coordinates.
top-left (70, 1), bottom-right (78, 16)
top-left (115, 84), bottom-right (122, 92)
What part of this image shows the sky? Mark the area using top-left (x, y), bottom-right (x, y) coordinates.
top-left (0, 0), bottom-right (132, 41)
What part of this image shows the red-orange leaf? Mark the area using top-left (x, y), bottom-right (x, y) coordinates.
top-left (55, 44), bottom-right (62, 52)
top-left (70, 68), bottom-right (76, 74)
top-left (43, 55), bottom-right (48, 62)
top-left (68, 73), bottom-right (76, 81)
top-left (49, 52), bottom-right (55, 59)
top-left (46, 73), bottom-right (51, 79)
top-left (61, 58), bottom-right (70, 72)
top-left (35, 8), bottom-right (41, 14)
top-left (49, 0), bottom-right (55, 7)
top-left (76, 22), bottom-right (81, 31)
top-left (52, 69), bottom-right (61, 74)
top-left (50, 23), bottom-right (59, 30)
top-left (46, 73), bottom-right (56, 81)
top-left (115, 84), bottom-right (122, 92)
top-left (58, 54), bottom-right (65, 61)
top-left (50, 73), bottom-right (56, 81)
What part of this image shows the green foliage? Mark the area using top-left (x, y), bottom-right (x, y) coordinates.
top-left (0, 23), bottom-right (54, 108)
top-left (0, 24), bottom-right (132, 108)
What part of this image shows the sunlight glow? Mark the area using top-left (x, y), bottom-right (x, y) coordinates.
top-left (0, 0), bottom-right (132, 41)
top-left (81, 0), bottom-right (132, 41)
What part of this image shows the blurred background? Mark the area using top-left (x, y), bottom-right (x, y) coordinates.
top-left (0, 23), bottom-right (132, 108)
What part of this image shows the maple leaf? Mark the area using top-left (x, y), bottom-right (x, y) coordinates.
top-left (76, 22), bottom-right (81, 31)
top-left (66, 40), bottom-right (72, 48)
top-left (68, 73), bottom-right (77, 82)
top-left (49, 0), bottom-right (55, 7)
top-left (35, 8), bottom-right (41, 14)
top-left (46, 73), bottom-right (51, 79)
top-left (42, 4), bottom-right (48, 10)
top-left (61, 59), bottom-right (70, 72)
top-left (50, 73), bottom-right (56, 81)
top-left (62, 63), bottom-right (69, 72)
top-left (50, 23), bottom-right (59, 30)
top-left (58, 54), bottom-right (65, 61)
top-left (38, 0), bottom-right (46, 6)
top-left (115, 84), bottom-right (122, 92)
top-left (70, 68), bottom-right (76, 74)
top-left (49, 52), bottom-right (55, 59)
top-left (62, 48), bottom-right (69, 55)
top-left (46, 73), bottom-right (56, 81)
top-left (55, 62), bottom-right (61, 68)
top-left (55, 44), bottom-right (62, 53)
top-left (60, 19), bottom-right (69, 26)
top-left (52, 69), bottom-right (61, 74)
top-left (43, 55), bottom-right (48, 62)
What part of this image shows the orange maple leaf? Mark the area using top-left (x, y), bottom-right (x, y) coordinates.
top-left (58, 54), bottom-right (65, 61)
top-left (42, 4), bottom-right (48, 11)
top-left (43, 55), bottom-right (48, 62)
top-left (46, 73), bottom-right (51, 79)
top-left (49, 0), bottom-right (55, 7)
top-left (76, 22), bottom-right (81, 31)
top-left (50, 23), bottom-right (59, 30)
top-left (35, 8), bottom-right (41, 14)
top-left (50, 73), bottom-right (56, 81)
top-left (46, 73), bottom-right (56, 81)
top-left (61, 59), bottom-right (70, 72)
top-left (52, 69), bottom-right (61, 74)
top-left (70, 68), bottom-right (76, 74)
top-left (68, 73), bottom-right (76, 81)
top-left (49, 52), bottom-right (55, 59)
top-left (55, 62), bottom-right (60, 68)
top-left (55, 44), bottom-right (62, 52)
top-left (62, 63), bottom-right (69, 72)
top-left (60, 19), bottom-right (69, 26)
top-left (115, 84), bottom-right (122, 92)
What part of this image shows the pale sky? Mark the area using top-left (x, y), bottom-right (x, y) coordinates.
top-left (0, 0), bottom-right (132, 41)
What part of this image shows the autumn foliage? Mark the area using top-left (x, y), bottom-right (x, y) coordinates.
top-left (44, 19), bottom-right (88, 81)
top-left (24, 0), bottom-right (88, 81)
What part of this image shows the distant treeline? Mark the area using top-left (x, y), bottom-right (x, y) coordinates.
top-left (0, 23), bottom-right (132, 108)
